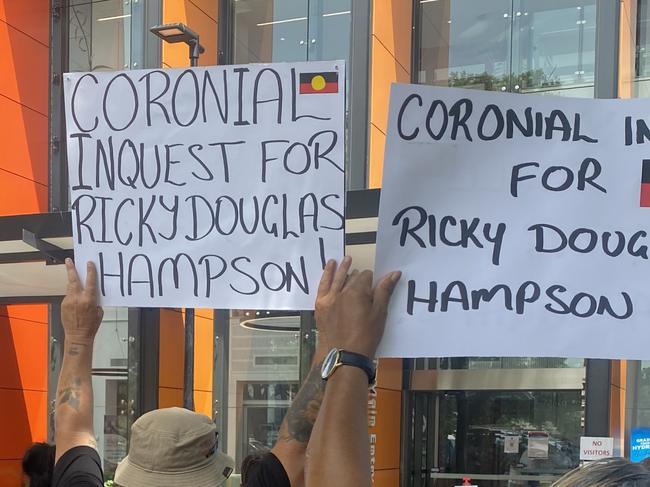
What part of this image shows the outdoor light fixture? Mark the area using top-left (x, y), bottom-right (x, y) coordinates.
top-left (150, 22), bottom-right (205, 67)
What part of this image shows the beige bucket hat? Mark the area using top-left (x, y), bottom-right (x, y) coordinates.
top-left (114, 407), bottom-right (234, 487)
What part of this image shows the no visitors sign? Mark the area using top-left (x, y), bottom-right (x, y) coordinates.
top-left (580, 437), bottom-right (614, 461)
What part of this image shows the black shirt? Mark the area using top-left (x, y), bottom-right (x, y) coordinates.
top-left (52, 446), bottom-right (104, 487)
top-left (245, 452), bottom-right (291, 487)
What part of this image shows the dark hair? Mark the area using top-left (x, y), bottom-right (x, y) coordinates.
top-left (240, 451), bottom-right (271, 485)
top-left (22, 442), bottom-right (55, 487)
top-left (553, 458), bottom-right (650, 487)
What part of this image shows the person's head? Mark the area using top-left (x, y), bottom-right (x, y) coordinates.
top-left (240, 451), bottom-right (271, 485)
top-left (552, 458), bottom-right (650, 487)
top-left (21, 442), bottom-right (55, 487)
top-left (114, 407), bottom-right (234, 487)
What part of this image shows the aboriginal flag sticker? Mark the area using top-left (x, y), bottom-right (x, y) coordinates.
top-left (641, 159), bottom-right (650, 207)
top-left (299, 71), bottom-right (339, 94)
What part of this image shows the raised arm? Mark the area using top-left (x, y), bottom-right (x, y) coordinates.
top-left (270, 261), bottom-right (337, 487)
top-left (305, 258), bottom-right (400, 487)
top-left (54, 259), bottom-right (103, 462)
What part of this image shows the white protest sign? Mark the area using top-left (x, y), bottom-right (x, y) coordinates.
top-left (580, 436), bottom-right (614, 460)
top-left (64, 61), bottom-right (344, 309)
top-left (376, 83), bottom-right (650, 358)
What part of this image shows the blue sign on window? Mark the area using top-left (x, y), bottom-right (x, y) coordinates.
top-left (630, 427), bottom-right (650, 463)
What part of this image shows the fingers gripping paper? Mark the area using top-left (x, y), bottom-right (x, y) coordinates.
top-left (376, 84), bottom-right (650, 359)
top-left (63, 62), bottom-right (345, 309)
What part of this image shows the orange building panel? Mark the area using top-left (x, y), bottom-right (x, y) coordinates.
top-left (159, 309), bottom-right (185, 390)
top-left (194, 389), bottom-right (212, 418)
top-left (369, 124), bottom-right (387, 188)
top-left (162, 0), bottom-right (218, 67)
top-left (372, 388), bottom-right (402, 470)
top-left (372, 0), bottom-right (412, 76)
top-left (0, 303), bottom-right (47, 324)
top-left (370, 36), bottom-right (410, 137)
top-left (0, 0), bottom-right (50, 46)
top-left (159, 386), bottom-right (184, 409)
top-left (194, 309), bottom-right (214, 392)
top-left (373, 468), bottom-right (400, 487)
top-left (0, 315), bottom-right (47, 391)
top-left (0, 20), bottom-right (48, 115)
top-left (0, 460), bottom-right (24, 486)
top-left (0, 389), bottom-right (47, 460)
top-left (0, 170), bottom-right (47, 216)
top-left (0, 95), bottom-right (48, 186)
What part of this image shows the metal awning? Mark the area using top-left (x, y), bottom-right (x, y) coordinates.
top-left (0, 212), bottom-right (73, 302)
top-left (0, 189), bottom-right (380, 303)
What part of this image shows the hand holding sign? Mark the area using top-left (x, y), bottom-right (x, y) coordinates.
top-left (315, 257), bottom-right (401, 358)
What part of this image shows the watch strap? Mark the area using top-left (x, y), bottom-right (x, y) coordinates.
top-left (338, 350), bottom-right (376, 384)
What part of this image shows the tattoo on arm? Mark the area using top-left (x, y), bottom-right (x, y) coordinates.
top-left (66, 342), bottom-right (88, 357)
top-left (57, 376), bottom-right (82, 411)
top-left (283, 363), bottom-right (326, 444)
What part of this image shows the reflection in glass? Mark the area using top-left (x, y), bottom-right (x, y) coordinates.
top-left (635, 0), bottom-right (650, 96)
top-left (437, 391), bottom-right (581, 477)
top-left (232, 0), bottom-right (351, 64)
top-left (68, 0), bottom-right (131, 72)
top-left (637, 0), bottom-right (650, 79)
top-left (91, 307), bottom-right (130, 481)
top-left (420, 357), bottom-right (585, 370)
top-left (417, 0), bottom-right (596, 96)
top-left (513, 0), bottom-right (596, 96)
top-left (228, 310), bottom-right (300, 471)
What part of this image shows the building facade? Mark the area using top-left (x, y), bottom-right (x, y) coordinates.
top-left (1, 0), bottom-right (649, 486)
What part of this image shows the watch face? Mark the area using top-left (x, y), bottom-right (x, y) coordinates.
top-left (321, 349), bottom-right (339, 379)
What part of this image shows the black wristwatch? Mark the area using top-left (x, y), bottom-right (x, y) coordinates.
top-left (320, 348), bottom-right (376, 385)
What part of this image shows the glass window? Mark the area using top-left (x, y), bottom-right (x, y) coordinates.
top-left (227, 310), bottom-right (300, 470)
top-left (417, 0), bottom-right (596, 97)
top-left (513, 0), bottom-right (596, 96)
top-left (231, 0), bottom-right (359, 187)
top-left (418, 0), bottom-right (512, 89)
top-left (417, 357), bottom-right (585, 370)
top-left (635, 0), bottom-right (650, 96)
top-left (233, 0), bottom-right (309, 63)
top-left (91, 307), bottom-right (130, 480)
top-left (637, 0), bottom-right (650, 80)
top-left (232, 0), bottom-right (351, 64)
top-left (407, 391), bottom-right (582, 486)
top-left (437, 391), bottom-right (582, 479)
top-left (68, 0), bottom-right (132, 71)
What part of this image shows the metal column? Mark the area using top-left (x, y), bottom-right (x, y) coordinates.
top-left (348, 0), bottom-right (372, 189)
top-left (213, 309), bottom-right (230, 451)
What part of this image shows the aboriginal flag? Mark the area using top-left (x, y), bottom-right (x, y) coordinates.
top-left (299, 72), bottom-right (339, 94)
top-left (642, 160), bottom-right (650, 207)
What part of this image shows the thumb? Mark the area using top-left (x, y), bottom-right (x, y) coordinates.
top-left (372, 271), bottom-right (402, 316)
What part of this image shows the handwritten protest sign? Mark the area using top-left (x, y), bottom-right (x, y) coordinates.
top-left (376, 84), bottom-right (650, 359)
top-left (64, 61), bottom-right (344, 309)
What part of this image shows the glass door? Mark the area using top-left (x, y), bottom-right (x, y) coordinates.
top-left (512, 0), bottom-right (597, 97)
top-left (406, 390), bottom-right (583, 487)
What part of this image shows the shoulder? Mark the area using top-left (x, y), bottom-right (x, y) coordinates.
top-left (52, 446), bottom-right (104, 487)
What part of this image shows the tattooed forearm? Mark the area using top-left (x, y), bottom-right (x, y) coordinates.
top-left (57, 376), bottom-right (82, 411)
top-left (284, 363), bottom-right (326, 443)
top-left (66, 342), bottom-right (88, 356)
